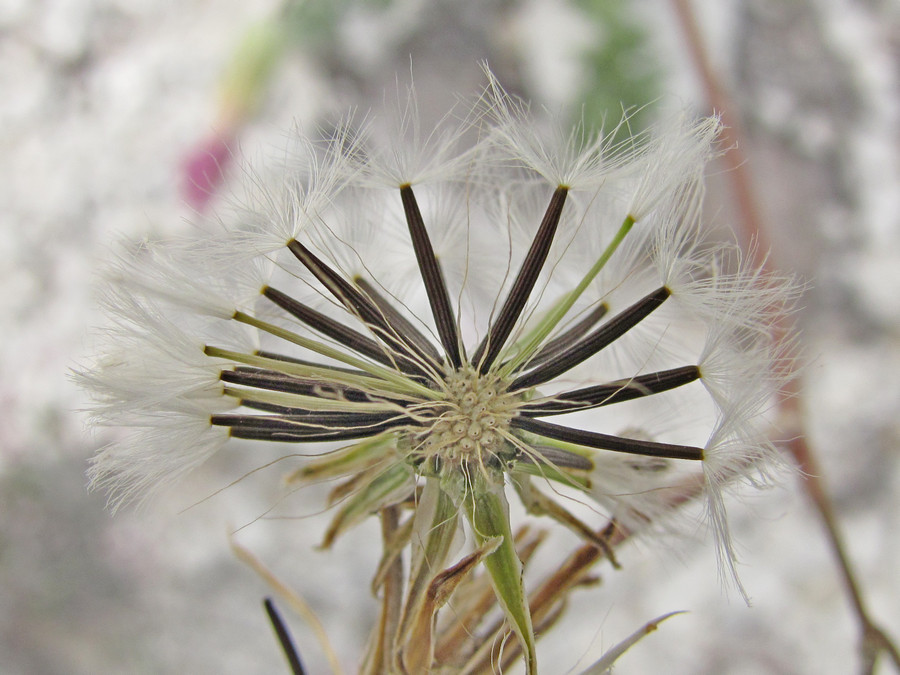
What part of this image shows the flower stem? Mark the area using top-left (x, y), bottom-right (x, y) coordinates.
top-left (500, 215), bottom-right (635, 376)
top-left (459, 476), bottom-right (538, 675)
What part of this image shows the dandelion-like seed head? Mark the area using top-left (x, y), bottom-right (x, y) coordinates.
top-left (77, 69), bottom-right (798, 673)
top-left (407, 366), bottom-right (517, 478)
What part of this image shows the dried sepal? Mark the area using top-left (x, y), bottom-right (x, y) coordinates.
top-left (320, 463), bottom-right (414, 549)
top-left (512, 475), bottom-right (621, 569)
top-left (400, 534), bottom-right (502, 673)
top-left (578, 611), bottom-right (686, 674)
top-left (361, 507), bottom-right (405, 675)
top-left (433, 526), bottom-right (547, 667)
top-left (395, 479), bottom-right (460, 658)
top-left (370, 513), bottom-right (415, 597)
top-left (284, 433), bottom-right (397, 485)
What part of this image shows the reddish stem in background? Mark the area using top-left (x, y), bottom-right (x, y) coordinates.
top-left (670, 1), bottom-right (900, 671)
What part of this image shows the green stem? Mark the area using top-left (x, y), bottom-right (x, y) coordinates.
top-left (461, 475), bottom-right (537, 675)
top-left (500, 215), bottom-right (635, 376)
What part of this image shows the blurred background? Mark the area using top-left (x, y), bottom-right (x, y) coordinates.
top-left (1, 0), bottom-right (898, 672)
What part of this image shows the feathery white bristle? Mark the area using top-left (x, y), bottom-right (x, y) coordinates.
top-left (356, 79), bottom-right (479, 187)
top-left (627, 114), bottom-right (722, 221)
top-left (88, 410), bottom-right (230, 513)
top-left (105, 243), bottom-right (237, 320)
top-left (480, 66), bottom-right (638, 190)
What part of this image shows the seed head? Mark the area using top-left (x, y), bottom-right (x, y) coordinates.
top-left (77, 68), bottom-right (798, 673)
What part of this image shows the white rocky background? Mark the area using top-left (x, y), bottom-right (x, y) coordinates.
top-left (1, 0), bottom-right (898, 673)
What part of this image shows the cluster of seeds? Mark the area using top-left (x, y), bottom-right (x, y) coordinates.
top-left (412, 367), bottom-right (518, 470)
